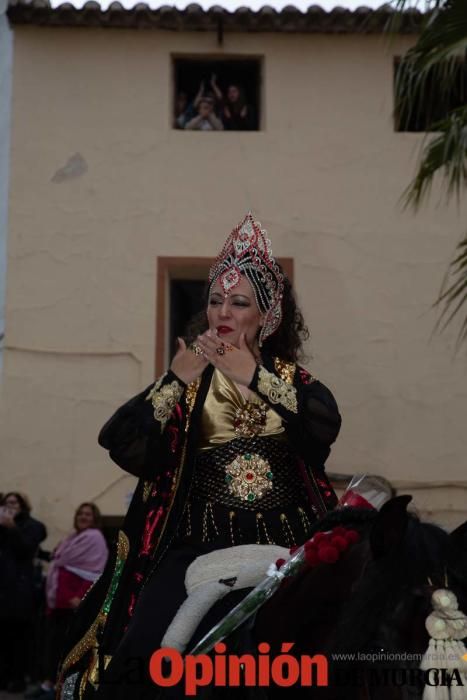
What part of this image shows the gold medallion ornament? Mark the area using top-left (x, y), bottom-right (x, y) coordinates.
top-left (257, 366), bottom-right (298, 414)
top-left (225, 453), bottom-right (273, 503)
top-left (233, 402), bottom-right (267, 438)
top-left (146, 374), bottom-right (184, 430)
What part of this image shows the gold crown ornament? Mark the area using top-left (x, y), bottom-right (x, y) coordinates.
top-left (209, 213), bottom-right (284, 347)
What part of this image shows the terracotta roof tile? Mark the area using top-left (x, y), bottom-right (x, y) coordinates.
top-left (7, 0), bottom-right (424, 32)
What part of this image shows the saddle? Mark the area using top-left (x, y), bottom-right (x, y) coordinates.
top-left (161, 543), bottom-right (288, 652)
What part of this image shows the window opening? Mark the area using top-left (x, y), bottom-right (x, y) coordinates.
top-left (173, 57), bottom-right (261, 131)
top-left (169, 278), bottom-right (206, 358)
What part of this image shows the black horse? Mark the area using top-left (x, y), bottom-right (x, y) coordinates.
top-left (252, 496), bottom-right (467, 699)
top-left (59, 497), bottom-right (467, 700)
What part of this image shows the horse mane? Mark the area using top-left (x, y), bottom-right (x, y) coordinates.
top-left (308, 506), bottom-right (378, 535)
top-left (255, 502), bottom-right (467, 700)
top-left (331, 512), bottom-right (452, 654)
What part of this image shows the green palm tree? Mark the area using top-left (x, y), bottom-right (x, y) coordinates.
top-left (391, 0), bottom-right (467, 345)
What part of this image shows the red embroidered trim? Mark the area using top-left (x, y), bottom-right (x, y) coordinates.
top-left (140, 506), bottom-right (166, 557)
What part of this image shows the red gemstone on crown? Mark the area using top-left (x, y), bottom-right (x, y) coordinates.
top-left (245, 472), bottom-right (254, 481)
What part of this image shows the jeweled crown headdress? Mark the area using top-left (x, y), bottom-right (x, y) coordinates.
top-left (209, 213), bottom-right (284, 346)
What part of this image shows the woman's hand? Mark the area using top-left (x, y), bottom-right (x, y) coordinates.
top-left (69, 596), bottom-right (81, 609)
top-left (170, 337), bottom-right (209, 386)
top-left (196, 330), bottom-right (257, 386)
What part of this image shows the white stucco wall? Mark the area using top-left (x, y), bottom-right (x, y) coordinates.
top-left (0, 3), bottom-right (12, 370)
top-left (1, 26), bottom-right (466, 544)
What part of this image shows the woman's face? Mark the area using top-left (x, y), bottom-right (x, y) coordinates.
top-left (227, 85), bottom-right (240, 103)
top-left (207, 275), bottom-right (264, 350)
top-left (199, 100), bottom-right (213, 118)
top-left (75, 505), bottom-right (95, 532)
top-left (4, 494), bottom-right (21, 516)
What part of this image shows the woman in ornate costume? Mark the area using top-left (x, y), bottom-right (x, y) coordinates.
top-left (58, 213), bottom-right (342, 699)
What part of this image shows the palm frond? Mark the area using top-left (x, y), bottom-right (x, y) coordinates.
top-left (433, 234), bottom-right (467, 346)
top-left (393, 0), bottom-right (467, 127)
top-left (415, 0), bottom-right (467, 61)
top-left (387, 0), bottom-right (441, 36)
top-left (395, 55), bottom-right (463, 132)
top-left (389, 0), bottom-right (467, 342)
top-left (401, 105), bottom-right (467, 209)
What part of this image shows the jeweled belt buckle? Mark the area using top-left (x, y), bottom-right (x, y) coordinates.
top-left (225, 453), bottom-right (273, 503)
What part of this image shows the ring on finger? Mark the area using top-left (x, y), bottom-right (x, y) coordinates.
top-left (191, 343), bottom-right (203, 356)
top-left (216, 344), bottom-right (226, 356)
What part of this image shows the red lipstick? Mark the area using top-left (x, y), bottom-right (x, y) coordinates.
top-left (217, 326), bottom-right (233, 334)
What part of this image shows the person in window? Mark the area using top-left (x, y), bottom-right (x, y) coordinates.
top-left (0, 492), bottom-right (47, 693)
top-left (210, 76), bottom-right (254, 131)
top-left (184, 97), bottom-right (224, 131)
top-left (173, 91), bottom-right (194, 130)
top-left (27, 503), bottom-right (108, 699)
top-left (58, 212), bottom-right (341, 699)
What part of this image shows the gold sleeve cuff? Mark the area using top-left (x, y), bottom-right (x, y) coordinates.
top-left (146, 374), bottom-right (184, 430)
top-left (257, 366), bottom-right (298, 414)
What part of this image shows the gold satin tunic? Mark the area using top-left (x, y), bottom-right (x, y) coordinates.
top-left (183, 369), bottom-right (314, 547)
top-left (197, 369), bottom-right (285, 450)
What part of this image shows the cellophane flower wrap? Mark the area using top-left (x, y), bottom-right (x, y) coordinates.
top-left (338, 473), bottom-right (393, 511)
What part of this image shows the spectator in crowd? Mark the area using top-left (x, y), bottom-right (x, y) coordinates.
top-left (0, 492), bottom-right (47, 693)
top-left (210, 76), bottom-right (254, 130)
top-left (26, 503), bottom-right (108, 699)
top-left (174, 91), bottom-right (196, 129)
top-left (185, 96), bottom-right (224, 131)
top-left (192, 79), bottom-right (221, 113)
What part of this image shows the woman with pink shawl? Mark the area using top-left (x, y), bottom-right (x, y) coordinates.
top-left (27, 503), bottom-right (108, 700)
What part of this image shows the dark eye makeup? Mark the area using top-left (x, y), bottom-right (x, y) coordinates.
top-left (209, 299), bottom-right (250, 308)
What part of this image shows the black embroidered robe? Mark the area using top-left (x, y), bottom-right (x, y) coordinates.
top-left (58, 355), bottom-right (341, 697)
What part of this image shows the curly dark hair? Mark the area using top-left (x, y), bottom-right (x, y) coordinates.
top-left (1, 491), bottom-right (31, 515)
top-left (183, 268), bottom-right (310, 363)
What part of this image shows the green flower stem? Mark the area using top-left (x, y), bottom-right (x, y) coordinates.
top-left (188, 547), bottom-right (306, 656)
